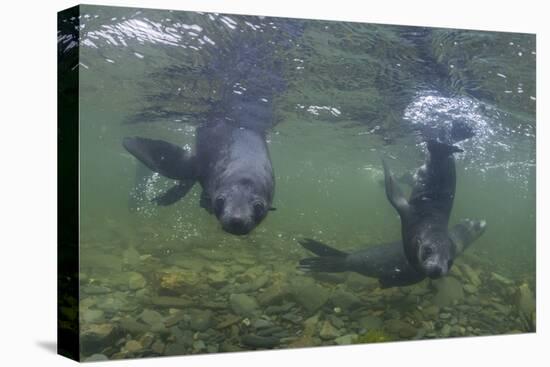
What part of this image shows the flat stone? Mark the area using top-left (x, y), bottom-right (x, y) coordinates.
top-left (256, 325), bottom-right (285, 337)
top-left (193, 248), bottom-right (228, 261)
top-left (84, 354), bottom-right (109, 362)
top-left (250, 274), bottom-right (270, 291)
top-left (281, 313), bottom-right (302, 324)
top-left (122, 247), bottom-right (141, 266)
top-left (82, 285), bottom-right (112, 295)
top-left (241, 334), bottom-right (280, 349)
top-left (319, 320), bottom-right (340, 340)
top-left (140, 309), bottom-right (164, 326)
top-left (81, 309), bottom-right (104, 324)
top-left (330, 288), bottom-right (362, 310)
top-left (265, 302), bottom-right (294, 315)
top-left (253, 319), bottom-right (273, 329)
top-left (81, 323), bottom-right (119, 355)
top-left (422, 305), bottom-right (440, 318)
top-left (189, 309), bottom-right (213, 331)
top-left (157, 268), bottom-right (200, 293)
top-left (385, 319), bottom-right (417, 338)
top-left (257, 280), bottom-right (290, 306)
top-left (491, 272), bottom-right (513, 286)
top-left (124, 340), bottom-right (142, 353)
top-left (345, 273), bottom-right (379, 291)
top-left (461, 264), bottom-right (481, 287)
top-left (289, 277), bottom-right (330, 313)
top-left (128, 272), bottom-right (147, 290)
top-left (164, 311), bottom-right (187, 328)
top-left (463, 284), bottom-right (478, 294)
top-left (151, 296), bottom-right (193, 308)
top-left (150, 322), bottom-right (170, 335)
top-left (432, 277), bottom-right (464, 307)
top-left (95, 293), bottom-right (135, 313)
top-left (119, 317), bottom-right (149, 334)
top-left (408, 283), bottom-right (430, 296)
top-left (492, 303), bottom-right (511, 315)
top-left (151, 340), bottom-right (165, 354)
top-left (207, 271), bottom-right (228, 288)
top-left (358, 315), bottom-right (383, 331)
top-left (335, 334), bottom-right (357, 345)
top-left (229, 294), bottom-right (259, 316)
top-left (303, 313), bottom-right (320, 336)
top-left (216, 314), bottom-right (242, 329)
top-left (193, 340), bottom-right (206, 351)
top-left (516, 283), bottom-right (535, 316)
top-left (164, 342), bottom-right (186, 356)
top-left (139, 332), bottom-right (155, 349)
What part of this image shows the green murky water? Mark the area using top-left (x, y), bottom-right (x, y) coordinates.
top-left (61, 5), bottom-right (535, 360)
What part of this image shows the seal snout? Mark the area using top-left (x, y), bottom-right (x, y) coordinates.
top-left (226, 218), bottom-right (249, 235)
top-left (221, 215), bottom-right (253, 235)
top-left (423, 259), bottom-right (449, 279)
top-left (425, 266), bottom-right (443, 279)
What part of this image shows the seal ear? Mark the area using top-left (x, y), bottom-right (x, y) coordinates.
top-left (382, 158), bottom-right (411, 217)
top-left (123, 137), bottom-right (196, 180)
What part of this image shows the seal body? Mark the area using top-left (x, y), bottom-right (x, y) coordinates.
top-left (122, 119), bottom-right (275, 235)
top-left (298, 219), bottom-right (486, 288)
top-left (383, 140), bottom-right (463, 278)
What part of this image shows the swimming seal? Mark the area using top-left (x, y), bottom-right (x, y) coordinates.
top-left (383, 140), bottom-right (462, 278)
top-left (123, 119), bottom-right (275, 235)
top-left (298, 219), bottom-right (486, 288)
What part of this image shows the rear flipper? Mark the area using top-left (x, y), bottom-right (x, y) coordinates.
top-left (299, 238), bottom-right (348, 257)
top-left (298, 256), bottom-right (350, 273)
top-left (298, 238), bottom-right (350, 273)
top-left (123, 137), bottom-right (197, 180)
top-left (153, 179), bottom-right (196, 206)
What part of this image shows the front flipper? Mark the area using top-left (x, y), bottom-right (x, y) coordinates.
top-left (152, 179), bottom-right (196, 206)
top-left (123, 137), bottom-right (196, 180)
top-left (382, 159), bottom-right (411, 217)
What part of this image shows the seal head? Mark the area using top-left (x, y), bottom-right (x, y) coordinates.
top-left (417, 231), bottom-right (453, 278)
top-left (213, 180), bottom-right (270, 235)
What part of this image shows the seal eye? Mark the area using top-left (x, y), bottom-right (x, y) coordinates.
top-left (253, 201), bottom-right (265, 219)
top-left (214, 196), bottom-right (225, 216)
top-left (421, 246), bottom-right (433, 261)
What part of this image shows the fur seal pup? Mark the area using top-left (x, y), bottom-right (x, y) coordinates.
top-left (383, 140), bottom-right (463, 278)
top-left (298, 219), bottom-right (486, 288)
top-left (123, 119), bottom-right (275, 235)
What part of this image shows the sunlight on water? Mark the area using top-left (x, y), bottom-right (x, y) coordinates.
top-left (403, 90), bottom-right (534, 191)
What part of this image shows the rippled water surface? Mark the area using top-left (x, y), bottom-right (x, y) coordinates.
top-left (59, 5), bottom-right (535, 360)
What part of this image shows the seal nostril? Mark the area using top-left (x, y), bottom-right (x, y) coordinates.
top-left (226, 217), bottom-right (248, 235)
